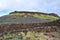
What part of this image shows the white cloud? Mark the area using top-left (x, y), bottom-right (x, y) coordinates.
top-left (0, 0), bottom-right (60, 15)
top-left (0, 0), bottom-right (48, 11)
top-left (0, 0), bottom-right (7, 11)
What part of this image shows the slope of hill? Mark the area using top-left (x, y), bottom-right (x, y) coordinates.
top-left (0, 11), bottom-right (60, 40)
top-left (0, 14), bottom-right (51, 24)
top-left (0, 11), bottom-right (59, 24)
top-left (9, 11), bottom-right (59, 20)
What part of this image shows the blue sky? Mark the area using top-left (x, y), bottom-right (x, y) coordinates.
top-left (0, 0), bottom-right (60, 16)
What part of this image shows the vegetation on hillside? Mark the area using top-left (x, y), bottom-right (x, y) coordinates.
top-left (8, 12), bottom-right (59, 21)
top-left (0, 31), bottom-right (52, 40)
top-left (32, 14), bottom-right (59, 20)
top-left (1, 31), bottom-right (59, 40)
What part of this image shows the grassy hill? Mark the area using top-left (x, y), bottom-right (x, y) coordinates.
top-left (0, 11), bottom-right (60, 40)
top-left (9, 11), bottom-right (59, 21)
top-left (0, 11), bottom-right (59, 24)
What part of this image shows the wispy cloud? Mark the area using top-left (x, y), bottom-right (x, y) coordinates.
top-left (0, 0), bottom-right (60, 16)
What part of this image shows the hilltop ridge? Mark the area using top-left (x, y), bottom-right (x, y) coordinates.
top-left (10, 11), bottom-right (59, 17)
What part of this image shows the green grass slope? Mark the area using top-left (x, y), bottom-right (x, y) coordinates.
top-left (9, 11), bottom-right (59, 21)
top-left (0, 11), bottom-right (59, 24)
